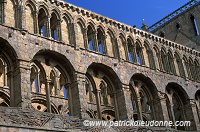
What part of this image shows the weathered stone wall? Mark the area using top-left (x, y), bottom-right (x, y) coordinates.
top-left (0, 0), bottom-right (199, 131)
top-left (152, 2), bottom-right (200, 51)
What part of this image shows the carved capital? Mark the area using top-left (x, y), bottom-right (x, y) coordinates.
top-left (189, 99), bottom-right (196, 107)
top-left (157, 91), bottom-right (166, 100)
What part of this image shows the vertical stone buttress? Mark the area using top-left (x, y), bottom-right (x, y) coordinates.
top-left (72, 72), bottom-right (88, 118)
top-left (11, 60), bottom-right (32, 108)
top-left (122, 84), bottom-right (132, 120)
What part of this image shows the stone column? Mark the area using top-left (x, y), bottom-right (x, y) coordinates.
top-left (135, 83), bottom-right (143, 120)
top-left (102, 35), bottom-right (107, 55)
top-left (156, 91), bottom-right (170, 121)
top-left (154, 52), bottom-right (161, 70)
top-left (143, 49), bottom-right (149, 67)
top-left (11, 60), bottom-right (32, 108)
top-left (45, 79), bottom-right (51, 113)
top-left (37, 71), bottom-right (40, 93)
top-left (57, 20), bottom-right (62, 41)
top-left (47, 16), bottom-right (51, 38)
top-left (189, 99), bottom-right (200, 130)
top-left (33, 11), bottom-right (38, 34)
top-left (69, 22), bottom-right (76, 47)
top-left (182, 60), bottom-right (189, 78)
top-left (96, 89), bottom-right (102, 119)
top-left (21, 5), bottom-right (26, 30)
top-left (174, 58), bottom-right (180, 76)
top-left (3, 64), bottom-right (7, 87)
top-left (71, 72), bottom-right (88, 118)
top-left (93, 31), bottom-right (98, 52)
top-left (122, 84), bottom-right (132, 120)
top-left (170, 103), bottom-right (177, 129)
top-left (55, 76), bottom-right (60, 96)
top-left (83, 28), bottom-right (88, 49)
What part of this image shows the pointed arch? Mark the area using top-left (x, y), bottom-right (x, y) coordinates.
top-left (174, 52), bottom-right (185, 78)
top-left (127, 36), bottom-right (135, 62)
top-left (85, 63), bottom-right (126, 121)
top-left (61, 12), bottom-right (73, 45)
top-left (87, 22), bottom-right (96, 51)
top-left (97, 26), bottom-right (106, 54)
top-left (166, 83), bottom-right (196, 131)
top-left (119, 33), bottom-right (128, 60)
top-left (129, 73), bottom-right (163, 121)
top-left (135, 40), bottom-right (145, 65)
top-left (194, 59), bottom-right (200, 81)
top-left (38, 7), bottom-right (48, 37)
top-left (25, 0), bottom-right (36, 33)
top-left (144, 41), bottom-right (156, 69)
top-left (189, 57), bottom-right (195, 80)
top-left (106, 28), bottom-right (117, 57)
top-left (161, 47), bottom-right (168, 72)
top-left (5, 0), bottom-right (16, 27)
top-left (167, 50), bottom-right (176, 74)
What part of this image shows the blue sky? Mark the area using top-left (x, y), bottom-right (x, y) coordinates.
top-left (66, 0), bottom-right (189, 28)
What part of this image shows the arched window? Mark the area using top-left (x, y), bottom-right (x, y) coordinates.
top-left (30, 66), bottom-right (39, 93)
top-left (38, 8), bottom-right (47, 37)
top-left (175, 53), bottom-right (185, 78)
top-left (76, 22), bottom-right (85, 49)
top-left (85, 76), bottom-right (95, 103)
top-left (190, 15), bottom-right (199, 36)
top-left (129, 79), bottom-right (158, 121)
top-left (166, 83), bottom-right (196, 131)
top-left (106, 30), bottom-right (117, 58)
top-left (30, 62), bottom-right (46, 94)
top-left (189, 58), bottom-right (195, 80)
top-left (87, 25), bottom-right (95, 51)
top-left (176, 23), bottom-right (181, 30)
top-left (183, 57), bottom-right (192, 79)
top-left (5, 0), bottom-right (15, 27)
top-left (60, 74), bottom-right (68, 99)
top-left (153, 46), bottom-right (162, 70)
top-left (25, 4), bottom-right (34, 33)
top-left (50, 12), bottom-right (61, 40)
top-left (127, 38), bottom-right (134, 62)
top-left (167, 52), bottom-right (176, 75)
top-left (49, 70), bottom-right (56, 96)
top-left (97, 28), bottom-right (105, 54)
top-left (144, 43), bottom-right (156, 69)
top-left (61, 17), bottom-right (70, 44)
top-left (161, 49), bottom-right (168, 72)
top-left (119, 35), bottom-right (128, 60)
top-left (100, 80), bottom-right (113, 106)
top-left (159, 31), bottom-right (165, 38)
top-left (135, 42), bottom-right (144, 65)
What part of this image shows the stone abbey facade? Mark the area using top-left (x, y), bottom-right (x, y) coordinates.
top-left (0, 0), bottom-right (199, 131)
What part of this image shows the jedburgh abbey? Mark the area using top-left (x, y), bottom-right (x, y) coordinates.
top-left (0, 0), bottom-right (199, 131)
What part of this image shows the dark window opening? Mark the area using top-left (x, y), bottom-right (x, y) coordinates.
top-left (159, 32), bottom-right (165, 38)
top-left (127, 39), bottom-right (134, 62)
top-left (97, 28), bottom-right (104, 54)
top-left (190, 15), bottom-right (199, 36)
top-left (87, 26), bottom-right (95, 51)
top-left (50, 13), bottom-right (59, 40)
top-left (176, 23), bottom-right (181, 30)
top-left (38, 8), bottom-right (47, 37)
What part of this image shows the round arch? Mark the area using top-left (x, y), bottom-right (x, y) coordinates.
top-left (85, 62), bottom-right (127, 120)
top-left (30, 50), bottom-right (78, 116)
top-left (129, 73), bottom-right (164, 121)
top-left (166, 82), bottom-right (196, 131)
